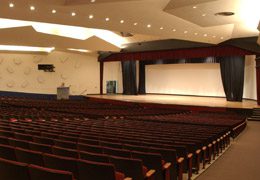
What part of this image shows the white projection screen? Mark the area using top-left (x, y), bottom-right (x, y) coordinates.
top-left (146, 63), bottom-right (226, 97)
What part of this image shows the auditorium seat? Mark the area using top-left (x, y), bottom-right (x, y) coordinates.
top-left (15, 147), bottom-right (44, 166)
top-left (43, 153), bottom-right (79, 179)
top-left (8, 138), bottom-right (30, 149)
top-left (33, 136), bottom-right (55, 145)
top-left (28, 164), bottom-right (74, 180)
top-left (29, 142), bottom-right (53, 153)
top-left (109, 155), bottom-right (155, 180)
top-left (0, 144), bottom-right (16, 160)
top-left (54, 139), bottom-right (77, 149)
top-left (103, 147), bottom-right (132, 158)
top-left (52, 146), bottom-right (79, 158)
top-left (79, 151), bottom-right (110, 163)
top-left (77, 159), bottom-right (123, 180)
top-left (0, 157), bottom-right (30, 180)
top-left (131, 151), bottom-right (171, 180)
top-left (77, 143), bottom-right (104, 153)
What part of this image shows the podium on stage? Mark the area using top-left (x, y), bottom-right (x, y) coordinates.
top-left (57, 86), bottom-right (70, 100)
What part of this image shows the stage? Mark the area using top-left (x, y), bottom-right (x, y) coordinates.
top-left (87, 94), bottom-right (259, 109)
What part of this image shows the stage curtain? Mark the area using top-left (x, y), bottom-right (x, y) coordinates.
top-left (101, 45), bottom-right (255, 62)
top-left (220, 56), bottom-right (245, 102)
top-left (121, 61), bottom-right (137, 95)
top-left (138, 61), bottom-right (146, 94)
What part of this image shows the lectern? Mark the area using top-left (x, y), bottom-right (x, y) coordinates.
top-left (57, 86), bottom-right (70, 100)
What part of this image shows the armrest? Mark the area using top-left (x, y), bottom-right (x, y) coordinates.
top-left (162, 163), bottom-right (171, 180)
top-left (124, 178), bottom-right (132, 180)
top-left (196, 149), bottom-right (201, 155)
top-left (162, 162), bottom-right (171, 170)
top-left (177, 157), bottom-right (184, 180)
top-left (145, 169), bottom-right (156, 180)
top-left (177, 157), bottom-right (185, 164)
top-left (187, 153), bottom-right (193, 159)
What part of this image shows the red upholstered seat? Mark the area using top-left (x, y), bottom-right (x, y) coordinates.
top-left (28, 164), bottom-right (74, 180)
top-left (115, 171), bottom-right (125, 180)
top-left (0, 157), bottom-right (30, 180)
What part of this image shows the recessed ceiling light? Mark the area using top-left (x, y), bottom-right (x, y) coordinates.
top-left (120, 20), bottom-right (124, 24)
top-left (212, 35), bottom-right (216, 38)
top-left (71, 12), bottom-right (76, 16)
top-left (147, 24), bottom-right (151, 28)
top-left (52, 9), bottom-right (56, 14)
top-left (220, 37), bottom-right (224, 39)
top-left (204, 34), bottom-right (208, 37)
top-left (105, 17), bottom-right (110, 21)
top-left (202, 14), bottom-right (206, 16)
top-left (215, 12), bottom-right (235, 16)
top-left (90, 0), bottom-right (96, 2)
top-left (9, 3), bottom-right (14, 8)
top-left (89, 14), bottom-right (94, 19)
top-left (184, 30), bottom-right (188, 34)
top-left (160, 27), bottom-right (164, 30)
top-left (30, 6), bottom-right (35, 11)
top-left (194, 32), bottom-right (198, 35)
top-left (172, 29), bottom-right (176, 32)
top-left (193, 6), bottom-right (197, 9)
top-left (133, 23), bottom-right (138, 26)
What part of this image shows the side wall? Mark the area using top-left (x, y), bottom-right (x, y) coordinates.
top-left (0, 51), bottom-right (100, 95)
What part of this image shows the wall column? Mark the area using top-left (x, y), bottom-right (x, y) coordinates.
top-left (100, 61), bottom-right (104, 95)
top-left (256, 56), bottom-right (260, 104)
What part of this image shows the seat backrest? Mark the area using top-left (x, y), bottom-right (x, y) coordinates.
top-left (79, 151), bottom-right (110, 163)
top-left (109, 156), bottom-right (144, 180)
top-left (132, 151), bottom-right (163, 180)
top-left (28, 164), bottom-right (74, 180)
top-left (77, 138), bottom-right (100, 145)
top-left (77, 143), bottom-right (103, 153)
top-left (0, 157), bottom-right (30, 180)
top-left (8, 138), bottom-right (30, 149)
top-left (77, 159), bottom-right (116, 180)
top-left (14, 132), bottom-right (33, 141)
top-left (0, 144), bottom-right (16, 160)
top-left (33, 136), bottom-right (55, 145)
top-left (43, 153), bottom-right (79, 179)
top-left (100, 141), bottom-right (123, 149)
top-left (15, 147), bottom-right (44, 166)
top-left (29, 142), bottom-right (53, 153)
top-left (52, 146), bottom-right (79, 158)
top-left (54, 139), bottom-right (77, 149)
top-left (103, 147), bottom-right (131, 158)
top-left (123, 144), bottom-right (148, 152)
top-left (0, 135), bottom-right (10, 145)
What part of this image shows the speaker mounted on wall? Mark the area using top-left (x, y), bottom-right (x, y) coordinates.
top-left (38, 64), bottom-right (55, 72)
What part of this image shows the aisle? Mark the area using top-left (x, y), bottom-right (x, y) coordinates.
top-left (197, 121), bottom-right (260, 180)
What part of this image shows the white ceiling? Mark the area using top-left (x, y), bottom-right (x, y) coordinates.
top-left (0, 0), bottom-right (259, 54)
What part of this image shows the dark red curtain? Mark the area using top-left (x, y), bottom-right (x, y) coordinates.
top-left (220, 56), bottom-right (245, 102)
top-left (121, 61), bottom-right (137, 95)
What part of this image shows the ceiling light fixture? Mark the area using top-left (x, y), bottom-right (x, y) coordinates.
top-left (172, 29), bottom-right (176, 32)
top-left (90, 0), bottom-right (96, 2)
top-left (212, 35), bottom-right (216, 38)
top-left (9, 3), bottom-right (14, 8)
top-left (160, 27), bottom-right (164, 30)
top-left (30, 6), bottom-right (35, 11)
top-left (89, 14), bottom-right (94, 19)
top-left (202, 14), bottom-right (206, 16)
top-left (52, 9), bottom-right (56, 14)
top-left (120, 20), bottom-right (124, 24)
top-left (204, 34), bottom-right (208, 37)
top-left (0, 45), bottom-right (55, 53)
top-left (133, 23), bottom-right (138, 26)
top-left (220, 37), bottom-right (224, 39)
top-left (71, 12), bottom-right (76, 16)
top-left (194, 32), bottom-right (198, 35)
top-left (147, 24), bottom-right (151, 28)
top-left (193, 6), bottom-right (197, 9)
top-left (105, 17), bottom-right (110, 21)
top-left (67, 48), bottom-right (91, 53)
top-left (184, 31), bottom-right (188, 34)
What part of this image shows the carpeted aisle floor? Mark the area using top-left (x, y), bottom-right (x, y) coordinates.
top-left (197, 121), bottom-right (260, 180)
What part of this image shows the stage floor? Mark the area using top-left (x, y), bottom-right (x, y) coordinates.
top-left (87, 94), bottom-right (259, 109)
